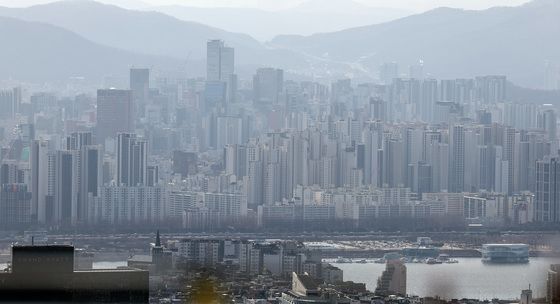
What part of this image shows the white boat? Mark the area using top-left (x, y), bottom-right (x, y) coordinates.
top-left (335, 256), bottom-right (353, 263)
top-left (426, 258), bottom-right (443, 265)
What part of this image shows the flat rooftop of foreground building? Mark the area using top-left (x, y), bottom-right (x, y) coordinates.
top-left (128, 254), bottom-right (153, 263)
top-left (0, 245), bottom-right (149, 303)
top-left (74, 267), bottom-right (146, 273)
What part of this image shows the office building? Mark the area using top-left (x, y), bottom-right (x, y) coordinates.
top-left (253, 68), bottom-right (284, 105)
top-left (130, 68), bottom-right (150, 114)
top-left (207, 40), bottom-right (234, 82)
top-left (206, 40), bottom-right (236, 104)
top-left (96, 89), bottom-right (134, 143)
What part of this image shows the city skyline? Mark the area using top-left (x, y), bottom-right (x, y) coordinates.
top-left (0, 0), bottom-right (559, 302)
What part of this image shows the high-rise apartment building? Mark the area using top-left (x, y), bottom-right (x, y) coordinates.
top-left (54, 150), bottom-right (78, 225)
top-left (475, 75), bottom-right (507, 104)
top-left (450, 125), bottom-right (465, 193)
top-left (536, 157), bottom-right (560, 222)
top-left (116, 133), bottom-right (147, 187)
top-left (0, 87), bottom-right (21, 119)
top-left (31, 140), bottom-right (50, 223)
top-left (380, 62), bottom-right (399, 85)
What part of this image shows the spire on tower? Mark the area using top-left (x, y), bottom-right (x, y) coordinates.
top-left (155, 230), bottom-right (161, 247)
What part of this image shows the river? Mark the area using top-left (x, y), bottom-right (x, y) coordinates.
top-left (333, 257), bottom-right (560, 300)
top-left (1, 258), bottom-right (557, 300)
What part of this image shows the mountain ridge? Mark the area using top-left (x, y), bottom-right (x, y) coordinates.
top-left (269, 0), bottom-right (560, 87)
top-left (0, 15), bottom-right (180, 81)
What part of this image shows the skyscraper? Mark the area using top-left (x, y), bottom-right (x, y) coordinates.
top-left (253, 68), bottom-right (284, 105)
top-left (409, 60), bottom-right (424, 80)
top-left (216, 116), bottom-right (243, 149)
top-left (31, 140), bottom-right (49, 223)
top-left (380, 62), bottom-right (399, 85)
top-left (96, 89), bottom-right (134, 143)
top-left (79, 145), bottom-right (102, 222)
top-left (475, 75), bottom-right (507, 104)
top-left (539, 108), bottom-right (558, 152)
top-left (535, 157), bottom-right (560, 222)
top-left (117, 133), bottom-right (147, 187)
top-left (65, 131), bottom-right (93, 151)
top-left (206, 40), bottom-right (234, 82)
top-left (130, 68), bottom-right (150, 117)
top-left (206, 40), bottom-right (235, 104)
top-left (63, 132), bottom-right (102, 224)
top-left (0, 87), bottom-right (21, 119)
top-left (54, 150), bottom-right (78, 225)
top-left (450, 125), bottom-right (465, 192)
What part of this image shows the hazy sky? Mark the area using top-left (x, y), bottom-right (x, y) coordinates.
top-left (0, 0), bottom-right (533, 11)
top-left (150, 0), bottom-right (532, 11)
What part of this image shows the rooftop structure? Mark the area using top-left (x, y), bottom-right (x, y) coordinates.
top-left (0, 245), bottom-right (149, 303)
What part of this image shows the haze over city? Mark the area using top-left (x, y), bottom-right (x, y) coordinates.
top-left (0, 0), bottom-right (559, 303)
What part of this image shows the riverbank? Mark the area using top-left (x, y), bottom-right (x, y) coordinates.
top-left (335, 257), bottom-right (559, 300)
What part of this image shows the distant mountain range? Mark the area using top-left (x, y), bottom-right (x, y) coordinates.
top-left (0, 15), bottom-right (179, 81)
top-left (270, 0), bottom-right (560, 87)
top-left (0, 0), bottom-right (558, 87)
top-left (0, 1), bottom-right (262, 61)
top-left (151, 0), bottom-right (411, 41)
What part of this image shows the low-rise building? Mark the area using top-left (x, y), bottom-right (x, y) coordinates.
top-left (0, 245), bottom-right (148, 303)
